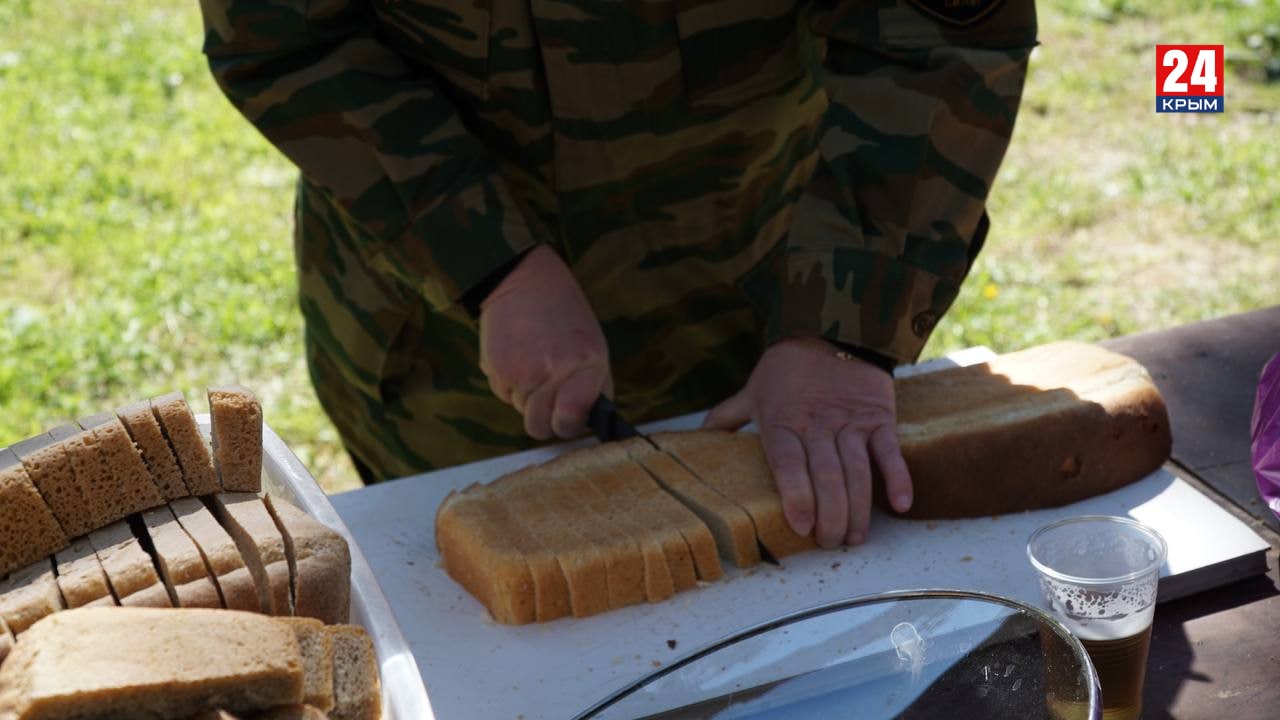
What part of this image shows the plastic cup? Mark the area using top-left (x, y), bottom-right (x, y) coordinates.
top-left (1028, 515), bottom-right (1167, 720)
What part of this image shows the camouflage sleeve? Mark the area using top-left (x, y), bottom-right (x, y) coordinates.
top-left (776, 0), bottom-right (1038, 363)
top-left (198, 0), bottom-right (536, 310)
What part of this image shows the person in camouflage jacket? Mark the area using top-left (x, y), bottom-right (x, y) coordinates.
top-left (199, 0), bottom-right (1037, 548)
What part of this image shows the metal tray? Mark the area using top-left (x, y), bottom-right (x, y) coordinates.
top-left (197, 414), bottom-right (432, 720)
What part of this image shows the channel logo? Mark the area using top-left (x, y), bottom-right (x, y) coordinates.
top-left (1156, 45), bottom-right (1224, 113)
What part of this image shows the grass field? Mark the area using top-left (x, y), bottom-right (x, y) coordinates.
top-left (1, 0), bottom-right (1277, 493)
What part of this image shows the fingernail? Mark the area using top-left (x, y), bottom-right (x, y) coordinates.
top-left (894, 494), bottom-right (913, 512)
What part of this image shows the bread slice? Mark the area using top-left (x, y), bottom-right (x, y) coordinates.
top-left (47, 423), bottom-right (119, 531)
top-left (53, 536), bottom-right (115, 609)
top-left (890, 341), bottom-right (1173, 518)
top-left (11, 433), bottom-right (93, 538)
top-left (208, 385), bottom-right (264, 493)
top-left (141, 506), bottom-right (222, 608)
top-left (170, 497), bottom-right (262, 613)
top-left (263, 496), bottom-right (351, 625)
top-left (152, 391), bottom-right (220, 496)
top-left (79, 413), bottom-right (166, 516)
top-left (0, 607), bottom-right (304, 719)
top-left (327, 625), bottom-right (380, 720)
top-left (573, 474), bottom-right (675, 603)
top-left (0, 558), bottom-right (64, 636)
top-left (206, 493), bottom-right (293, 616)
top-left (117, 400), bottom-right (190, 500)
top-left (0, 614), bottom-right (13, 666)
top-left (88, 520), bottom-right (172, 608)
top-left (278, 618), bottom-right (336, 713)
top-left (434, 487), bottom-right (538, 624)
top-left (0, 448), bottom-right (68, 578)
top-left (487, 477), bottom-right (610, 619)
top-left (655, 431), bottom-right (817, 559)
top-left (632, 449), bottom-right (760, 569)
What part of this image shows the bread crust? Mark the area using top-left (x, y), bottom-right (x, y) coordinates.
top-left (264, 497), bottom-right (352, 626)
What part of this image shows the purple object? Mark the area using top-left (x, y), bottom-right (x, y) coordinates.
top-left (1252, 353), bottom-right (1280, 520)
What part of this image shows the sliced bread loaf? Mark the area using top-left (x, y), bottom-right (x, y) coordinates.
top-left (208, 385), bottom-right (264, 493)
top-left (0, 607), bottom-right (305, 719)
top-left (573, 475), bottom-right (675, 603)
top-left (263, 496), bottom-right (351, 625)
top-left (117, 400), bottom-right (190, 500)
top-left (327, 624), bottom-right (380, 720)
top-left (0, 449), bottom-right (67, 579)
top-left (207, 493), bottom-right (293, 616)
top-left (655, 431), bottom-right (817, 559)
top-left (278, 618), bottom-right (336, 713)
top-left (53, 537), bottom-right (115, 609)
top-left (11, 432), bottom-right (93, 538)
top-left (152, 391), bottom-right (220, 496)
top-left (88, 520), bottom-right (171, 608)
top-left (141, 506), bottom-right (222, 608)
top-left (0, 558), bottom-right (64, 636)
top-left (634, 450), bottom-right (760, 569)
top-left (170, 497), bottom-right (261, 613)
top-left (434, 487), bottom-right (538, 625)
top-left (47, 423), bottom-right (119, 531)
top-left (79, 413), bottom-right (166, 517)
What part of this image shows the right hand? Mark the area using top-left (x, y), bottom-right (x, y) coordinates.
top-left (478, 245), bottom-right (612, 440)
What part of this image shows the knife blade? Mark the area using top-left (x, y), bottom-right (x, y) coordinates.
top-left (586, 395), bottom-right (645, 443)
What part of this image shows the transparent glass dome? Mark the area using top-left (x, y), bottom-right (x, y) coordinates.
top-left (577, 590), bottom-right (1100, 720)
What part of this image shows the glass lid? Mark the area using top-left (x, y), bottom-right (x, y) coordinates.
top-left (577, 589), bottom-right (1100, 720)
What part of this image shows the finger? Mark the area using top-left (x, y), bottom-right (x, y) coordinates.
top-left (870, 425), bottom-right (914, 513)
top-left (803, 428), bottom-right (848, 549)
top-left (510, 369), bottom-right (549, 415)
top-left (522, 382), bottom-right (555, 440)
top-left (836, 426), bottom-right (872, 546)
top-left (703, 390), bottom-right (751, 431)
top-left (760, 425), bottom-right (814, 537)
top-left (485, 373), bottom-right (513, 406)
top-left (550, 365), bottom-right (607, 439)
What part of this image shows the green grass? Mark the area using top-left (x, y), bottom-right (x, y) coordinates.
top-left (1, 0), bottom-right (1277, 493)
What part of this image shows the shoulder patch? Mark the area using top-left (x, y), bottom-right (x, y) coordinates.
top-left (903, 0), bottom-right (1007, 27)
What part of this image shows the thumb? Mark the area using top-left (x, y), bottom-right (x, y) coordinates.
top-left (703, 389), bottom-right (751, 431)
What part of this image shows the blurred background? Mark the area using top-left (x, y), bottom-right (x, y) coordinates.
top-left (1, 0), bottom-right (1277, 493)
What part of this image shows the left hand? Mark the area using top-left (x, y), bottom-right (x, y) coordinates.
top-left (703, 336), bottom-right (913, 549)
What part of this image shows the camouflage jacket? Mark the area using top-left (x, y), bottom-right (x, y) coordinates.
top-left (200, 0), bottom-right (1037, 474)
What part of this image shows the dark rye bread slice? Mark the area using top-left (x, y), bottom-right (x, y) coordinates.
top-left (327, 625), bottom-right (380, 720)
top-left (11, 433), bottom-right (94, 538)
top-left (278, 617), bottom-right (337, 713)
top-left (207, 493), bottom-right (294, 616)
top-left (208, 385), bottom-right (264, 493)
top-left (80, 413), bottom-right (166, 516)
top-left (0, 607), bottom-right (305, 719)
top-left (118, 400), bottom-right (190, 500)
top-left (0, 558), bottom-right (64, 636)
top-left (152, 391), bottom-right (220, 496)
top-left (48, 423), bottom-right (119, 531)
top-left (487, 476), bottom-right (610, 619)
top-left (53, 536), bottom-right (115, 609)
top-left (434, 485), bottom-right (539, 625)
top-left (0, 448), bottom-right (68, 578)
top-left (88, 520), bottom-right (172, 608)
top-left (170, 497), bottom-right (262, 612)
top-left (655, 431), bottom-right (817, 559)
top-left (628, 446), bottom-right (760, 569)
top-left (264, 496), bottom-right (352, 625)
top-left (141, 506), bottom-right (222, 608)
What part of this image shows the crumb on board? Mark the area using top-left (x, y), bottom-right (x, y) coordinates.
top-left (651, 660), bottom-right (662, 668)
top-left (960, 555), bottom-right (973, 563)
top-left (830, 562), bottom-right (841, 570)
top-left (667, 639), bottom-right (677, 650)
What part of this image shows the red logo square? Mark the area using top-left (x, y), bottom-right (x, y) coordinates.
top-left (1156, 45), bottom-right (1224, 97)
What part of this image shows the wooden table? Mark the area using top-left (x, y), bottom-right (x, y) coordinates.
top-left (1103, 306), bottom-right (1280, 719)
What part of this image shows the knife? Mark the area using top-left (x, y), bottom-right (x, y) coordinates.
top-left (586, 395), bottom-right (644, 443)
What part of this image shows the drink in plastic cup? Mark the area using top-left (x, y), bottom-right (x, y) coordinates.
top-left (1027, 516), bottom-right (1167, 720)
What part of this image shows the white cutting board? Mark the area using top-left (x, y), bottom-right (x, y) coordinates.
top-left (329, 349), bottom-right (1270, 720)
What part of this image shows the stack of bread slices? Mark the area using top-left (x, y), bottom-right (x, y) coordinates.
top-left (0, 386), bottom-right (371, 720)
top-left (437, 342), bottom-right (1173, 625)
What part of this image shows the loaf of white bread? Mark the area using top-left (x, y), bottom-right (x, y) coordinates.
top-left (0, 387), bottom-right (352, 640)
top-left (0, 607), bottom-right (379, 720)
top-left (436, 341), bottom-right (1172, 624)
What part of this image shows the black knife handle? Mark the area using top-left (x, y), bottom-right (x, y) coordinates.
top-left (586, 395), bottom-right (638, 442)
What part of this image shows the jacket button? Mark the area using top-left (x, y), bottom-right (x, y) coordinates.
top-left (912, 310), bottom-right (937, 338)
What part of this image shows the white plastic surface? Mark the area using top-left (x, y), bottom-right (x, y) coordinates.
top-left (198, 414), bottom-right (432, 720)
